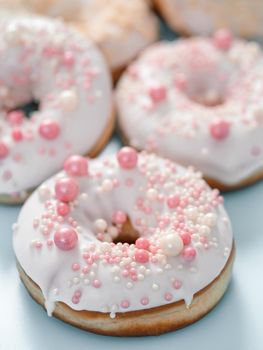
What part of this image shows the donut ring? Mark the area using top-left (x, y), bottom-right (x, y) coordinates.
top-left (3, 0), bottom-right (159, 80)
top-left (0, 15), bottom-right (113, 203)
top-left (13, 148), bottom-right (234, 336)
top-left (116, 32), bottom-right (263, 190)
top-left (154, 0), bottom-right (263, 39)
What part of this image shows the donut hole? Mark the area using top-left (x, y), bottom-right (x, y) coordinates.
top-left (9, 100), bottom-right (40, 119)
top-left (175, 41), bottom-right (234, 107)
top-left (113, 219), bottom-right (140, 245)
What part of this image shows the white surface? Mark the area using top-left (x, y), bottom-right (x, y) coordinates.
top-left (0, 138), bottom-right (262, 349)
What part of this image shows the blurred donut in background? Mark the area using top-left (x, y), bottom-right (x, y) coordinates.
top-left (1, 0), bottom-right (159, 80)
top-left (154, 0), bottom-right (263, 39)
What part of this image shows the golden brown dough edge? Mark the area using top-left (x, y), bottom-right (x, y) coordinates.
top-left (0, 105), bottom-right (116, 205)
top-left (17, 243), bottom-right (235, 336)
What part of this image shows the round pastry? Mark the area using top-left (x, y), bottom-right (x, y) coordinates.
top-left (154, 0), bottom-right (263, 39)
top-left (116, 32), bottom-right (263, 190)
top-left (13, 148), bottom-right (234, 336)
top-left (3, 0), bottom-right (159, 80)
top-left (0, 15), bottom-right (113, 204)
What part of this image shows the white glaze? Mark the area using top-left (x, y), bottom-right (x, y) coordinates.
top-left (116, 37), bottom-right (263, 186)
top-left (0, 15), bottom-right (112, 196)
top-left (13, 151), bottom-right (233, 317)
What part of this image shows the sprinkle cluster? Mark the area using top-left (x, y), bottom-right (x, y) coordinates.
top-left (24, 148), bottom-right (228, 317)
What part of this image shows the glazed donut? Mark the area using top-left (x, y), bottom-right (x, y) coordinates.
top-left (2, 0), bottom-right (159, 79)
top-left (116, 32), bottom-right (263, 190)
top-left (13, 148), bottom-right (234, 336)
top-left (0, 15), bottom-right (113, 204)
top-left (154, 0), bottom-right (263, 39)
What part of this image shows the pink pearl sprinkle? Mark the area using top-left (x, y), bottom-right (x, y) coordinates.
top-left (0, 141), bottom-right (9, 159)
top-left (62, 51), bottom-right (75, 66)
top-left (179, 232), bottom-right (191, 245)
top-left (148, 85), bottom-right (167, 103)
top-left (55, 177), bottom-right (79, 202)
top-left (173, 280), bottom-right (182, 289)
top-left (7, 110), bottom-right (24, 125)
top-left (121, 299), bottom-right (130, 309)
top-left (72, 296), bottom-right (79, 304)
top-left (209, 120), bottom-right (230, 140)
top-left (165, 292), bottom-right (173, 302)
top-left (93, 279), bottom-right (101, 288)
top-left (72, 263), bottom-right (80, 271)
top-left (112, 210), bottom-right (127, 225)
top-left (182, 247), bottom-right (197, 261)
top-left (135, 237), bottom-right (150, 250)
top-left (54, 227), bottom-right (78, 251)
top-left (39, 119), bottom-right (60, 140)
top-left (57, 202), bottom-right (70, 216)
top-left (214, 29), bottom-right (233, 51)
top-left (134, 249), bottom-right (149, 264)
top-left (12, 128), bottom-right (23, 142)
top-left (141, 297), bottom-right (149, 306)
top-left (74, 290), bottom-right (82, 298)
top-left (117, 147), bottom-right (138, 170)
top-left (64, 155), bottom-right (88, 177)
top-left (167, 194), bottom-right (180, 209)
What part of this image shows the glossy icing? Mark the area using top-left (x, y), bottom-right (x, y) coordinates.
top-left (116, 34), bottom-right (263, 186)
top-left (13, 149), bottom-right (233, 318)
top-left (0, 15), bottom-right (112, 197)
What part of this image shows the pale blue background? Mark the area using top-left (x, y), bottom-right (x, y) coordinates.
top-left (0, 20), bottom-right (263, 350)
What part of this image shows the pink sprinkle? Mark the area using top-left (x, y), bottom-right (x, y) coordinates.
top-left (7, 110), bottom-right (25, 125)
top-left (64, 155), bottom-right (88, 177)
top-left (72, 296), bottom-right (79, 304)
top-left (209, 120), bottom-right (230, 140)
top-left (39, 119), bottom-right (60, 140)
top-left (55, 177), bottom-right (79, 202)
top-left (117, 147), bottom-right (138, 170)
top-left (134, 249), bottom-right (149, 264)
top-left (165, 292), bottom-right (173, 301)
top-left (72, 263), bottom-right (80, 271)
top-left (112, 210), bottom-right (127, 225)
top-left (57, 202), bottom-right (70, 216)
top-left (167, 195), bottom-right (180, 209)
top-left (182, 247), bottom-right (197, 261)
top-left (140, 297), bottom-right (149, 306)
top-left (214, 29), bottom-right (233, 51)
top-left (47, 240), bottom-right (53, 247)
top-left (179, 232), bottom-right (191, 245)
top-left (0, 141), bottom-right (9, 159)
top-left (54, 227), bottom-right (78, 251)
top-left (62, 51), bottom-right (75, 67)
top-left (93, 279), bottom-right (101, 288)
top-left (11, 128), bottom-right (23, 142)
top-left (135, 237), bottom-right (150, 250)
top-left (35, 241), bottom-right (43, 249)
top-left (74, 290), bottom-right (82, 298)
top-left (173, 280), bottom-right (182, 289)
top-left (121, 299), bottom-right (130, 309)
top-left (149, 85), bottom-right (167, 103)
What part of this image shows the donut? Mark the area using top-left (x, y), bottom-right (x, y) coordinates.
top-left (154, 0), bottom-right (263, 39)
top-left (116, 32), bottom-right (263, 190)
top-left (13, 148), bottom-right (234, 336)
top-left (2, 0), bottom-right (159, 80)
top-left (0, 15), bottom-right (113, 204)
